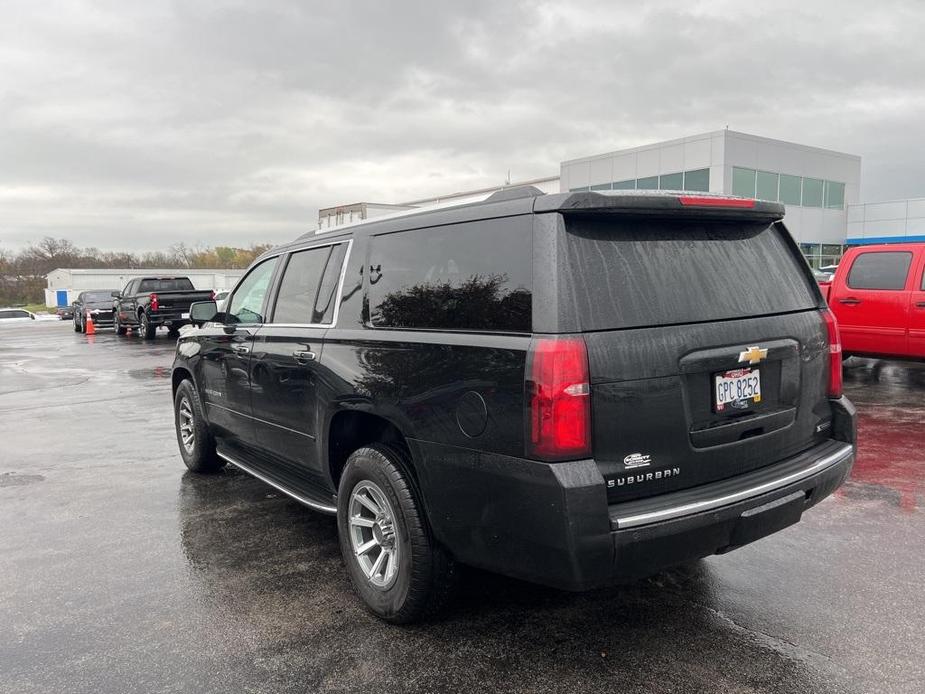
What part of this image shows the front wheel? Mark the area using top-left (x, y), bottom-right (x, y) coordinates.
top-left (115, 313), bottom-right (127, 336)
top-left (73, 318), bottom-right (81, 332)
top-left (173, 380), bottom-right (223, 473)
top-left (337, 445), bottom-right (457, 623)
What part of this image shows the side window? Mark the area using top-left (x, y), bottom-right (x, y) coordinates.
top-left (124, 280), bottom-right (136, 296)
top-left (368, 219), bottom-right (532, 332)
top-left (226, 258), bottom-right (279, 324)
top-left (272, 243), bottom-right (347, 324)
top-left (847, 252), bottom-right (912, 291)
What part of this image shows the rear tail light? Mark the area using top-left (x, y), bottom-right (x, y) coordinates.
top-left (822, 309), bottom-right (842, 398)
top-left (526, 337), bottom-right (591, 460)
top-left (150, 293), bottom-right (159, 311)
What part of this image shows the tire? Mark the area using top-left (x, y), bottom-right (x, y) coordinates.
top-left (115, 314), bottom-right (127, 336)
top-left (73, 318), bottom-right (81, 332)
top-left (337, 444), bottom-right (457, 623)
top-left (168, 326), bottom-right (180, 338)
top-left (173, 379), bottom-right (224, 473)
top-left (140, 312), bottom-right (156, 340)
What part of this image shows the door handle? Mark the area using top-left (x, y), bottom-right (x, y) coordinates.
top-left (231, 343), bottom-right (250, 355)
top-left (838, 297), bottom-right (862, 305)
top-left (292, 350), bottom-right (316, 363)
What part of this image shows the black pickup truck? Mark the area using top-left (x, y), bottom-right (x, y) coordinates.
top-left (113, 277), bottom-right (214, 339)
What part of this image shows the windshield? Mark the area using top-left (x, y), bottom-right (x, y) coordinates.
top-left (563, 217), bottom-right (818, 330)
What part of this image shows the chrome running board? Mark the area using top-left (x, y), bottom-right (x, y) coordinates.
top-left (217, 450), bottom-right (337, 515)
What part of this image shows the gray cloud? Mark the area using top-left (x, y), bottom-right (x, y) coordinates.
top-left (1, 0), bottom-right (923, 251)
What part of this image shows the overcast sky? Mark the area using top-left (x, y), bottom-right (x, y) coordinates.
top-left (2, 0), bottom-right (924, 252)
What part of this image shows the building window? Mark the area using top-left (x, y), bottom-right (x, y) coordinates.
top-left (569, 186), bottom-right (590, 192)
top-left (683, 168), bottom-right (709, 192)
top-left (799, 243), bottom-right (847, 270)
top-left (825, 180), bottom-right (845, 209)
top-left (732, 167), bottom-right (757, 197)
top-left (636, 175), bottom-right (658, 190)
top-left (802, 177), bottom-right (824, 207)
top-left (756, 171), bottom-right (779, 201)
top-left (590, 182), bottom-right (612, 191)
top-left (779, 174), bottom-right (802, 206)
top-left (612, 179), bottom-right (635, 190)
top-left (658, 172), bottom-right (683, 190)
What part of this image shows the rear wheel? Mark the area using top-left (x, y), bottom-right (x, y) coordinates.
top-left (114, 313), bottom-right (127, 336)
top-left (173, 380), bottom-right (223, 473)
top-left (337, 444), bottom-right (457, 623)
top-left (140, 312), bottom-right (156, 340)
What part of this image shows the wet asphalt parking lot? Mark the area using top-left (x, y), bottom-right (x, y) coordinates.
top-left (1, 321), bottom-right (923, 694)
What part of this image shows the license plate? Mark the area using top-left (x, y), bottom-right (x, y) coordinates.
top-left (181, 312), bottom-right (190, 319)
top-left (714, 367), bottom-right (761, 412)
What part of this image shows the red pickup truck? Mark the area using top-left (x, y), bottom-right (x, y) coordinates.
top-left (820, 243), bottom-right (925, 359)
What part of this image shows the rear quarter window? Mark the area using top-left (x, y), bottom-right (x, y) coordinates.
top-left (368, 218), bottom-right (532, 332)
top-left (563, 217), bottom-right (818, 330)
top-left (846, 251), bottom-right (912, 290)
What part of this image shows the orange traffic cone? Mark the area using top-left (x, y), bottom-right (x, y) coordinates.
top-left (85, 312), bottom-right (96, 335)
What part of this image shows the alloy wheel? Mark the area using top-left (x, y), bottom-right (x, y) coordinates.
top-left (348, 481), bottom-right (401, 590)
top-left (177, 396), bottom-right (195, 454)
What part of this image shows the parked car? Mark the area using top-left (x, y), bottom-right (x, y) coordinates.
top-left (821, 243), bottom-right (925, 359)
top-left (171, 188), bottom-right (856, 623)
top-left (72, 290), bottom-right (118, 333)
top-left (0, 308), bottom-right (38, 323)
top-left (112, 277), bottom-right (215, 339)
top-left (0, 308), bottom-right (58, 323)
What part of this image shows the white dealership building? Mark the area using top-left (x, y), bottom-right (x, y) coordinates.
top-left (44, 268), bottom-right (245, 308)
top-left (561, 129), bottom-right (861, 269)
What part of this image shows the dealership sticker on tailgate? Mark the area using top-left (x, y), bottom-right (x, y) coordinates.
top-left (714, 367), bottom-right (761, 412)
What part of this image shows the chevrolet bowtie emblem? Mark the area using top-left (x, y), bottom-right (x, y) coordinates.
top-left (738, 345), bottom-right (768, 364)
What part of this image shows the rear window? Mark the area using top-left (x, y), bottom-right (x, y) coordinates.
top-left (368, 218), bottom-right (532, 332)
top-left (846, 251), bottom-right (912, 290)
top-left (84, 292), bottom-right (113, 302)
top-left (563, 217), bottom-right (818, 330)
top-left (138, 278), bottom-right (195, 292)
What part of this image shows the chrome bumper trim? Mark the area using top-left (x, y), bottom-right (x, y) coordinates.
top-left (614, 442), bottom-right (854, 529)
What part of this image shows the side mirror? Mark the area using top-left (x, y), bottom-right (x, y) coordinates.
top-left (111, 291), bottom-right (121, 298)
top-left (189, 300), bottom-right (218, 327)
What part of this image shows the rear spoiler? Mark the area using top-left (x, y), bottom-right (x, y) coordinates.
top-left (534, 191), bottom-right (785, 221)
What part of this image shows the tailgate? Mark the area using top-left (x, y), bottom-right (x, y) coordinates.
top-left (560, 213), bottom-right (829, 503)
top-left (151, 291), bottom-right (212, 312)
top-left (586, 312), bottom-right (832, 503)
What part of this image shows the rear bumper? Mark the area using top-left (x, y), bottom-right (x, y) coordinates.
top-left (147, 312), bottom-right (190, 328)
top-left (606, 439), bottom-right (853, 583)
top-left (413, 396), bottom-right (856, 591)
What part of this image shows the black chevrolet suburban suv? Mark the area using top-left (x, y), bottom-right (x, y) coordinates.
top-left (171, 187), bottom-right (856, 623)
